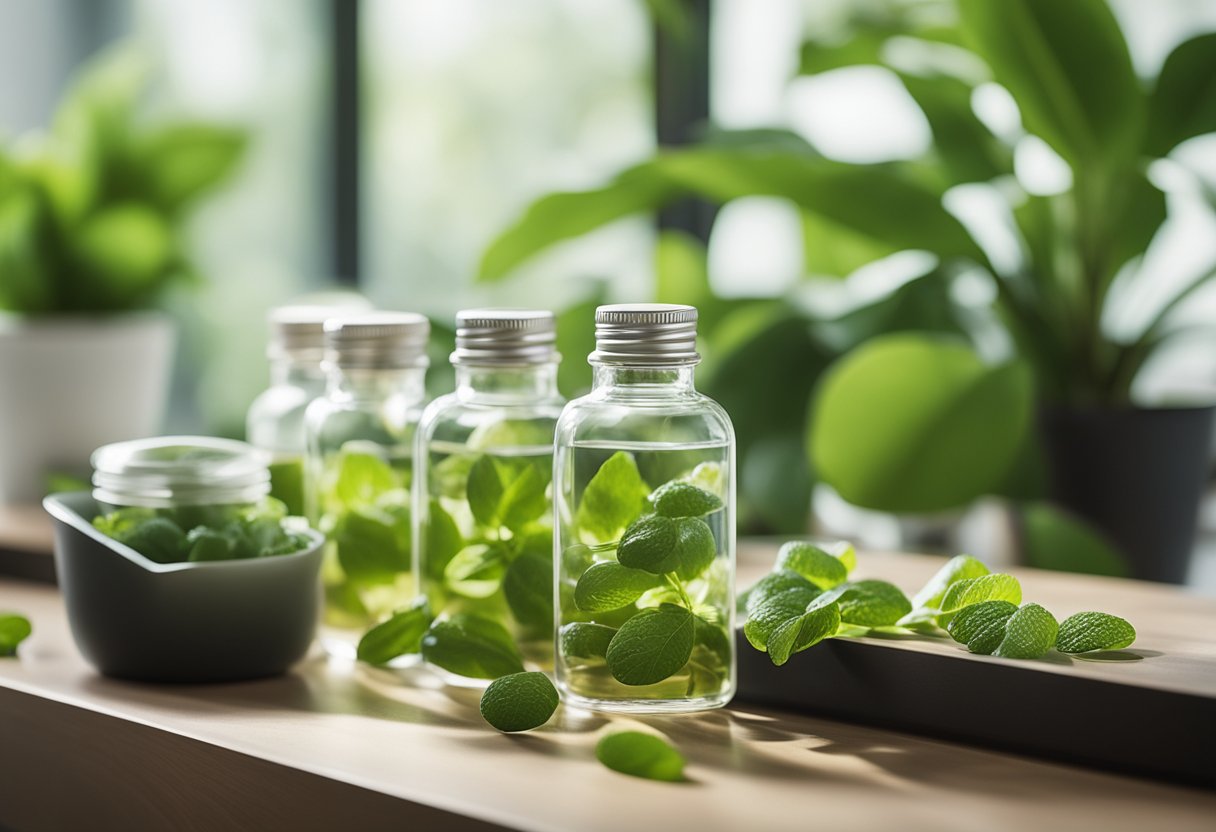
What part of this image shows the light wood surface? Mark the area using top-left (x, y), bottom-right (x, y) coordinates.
top-left (0, 502), bottom-right (53, 554)
top-left (2, 550), bottom-right (1215, 832)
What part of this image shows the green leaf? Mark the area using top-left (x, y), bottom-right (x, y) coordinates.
top-left (655, 229), bottom-right (714, 310)
top-left (423, 498), bottom-right (465, 581)
top-left (809, 334), bottom-right (1033, 513)
top-left (766, 602), bottom-right (841, 666)
top-left (102, 515), bottom-right (186, 564)
top-left (335, 449), bottom-right (397, 508)
top-left (357, 599), bottom-right (432, 665)
top-left (576, 451), bottom-right (651, 543)
top-left (743, 570), bottom-right (818, 617)
top-left (0, 186), bottom-right (53, 313)
top-left (651, 481), bottom-right (723, 518)
top-left (1020, 504), bottom-right (1128, 577)
top-left (335, 506), bottom-right (409, 583)
top-left (560, 622), bottom-right (617, 660)
top-left (1145, 33), bottom-right (1216, 156)
top-left (653, 150), bottom-right (983, 261)
top-left (479, 671), bottom-right (559, 733)
top-left (672, 517), bottom-right (716, 582)
top-left (899, 70), bottom-right (1013, 184)
top-left (421, 614), bottom-right (525, 679)
top-left (186, 530), bottom-right (231, 562)
top-left (775, 541), bottom-right (848, 590)
top-left (72, 203), bottom-right (173, 303)
top-left (136, 123), bottom-right (246, 212)
top-left (743, 584), bottom-right (821, 651)
top-left (994, 603), bottom-right (1058, 659)
top-left (605, 605), bottom-right (695, 686)
top-left (498, 463), bottom-right (549, 532)
top-left (0, 614), bottom-right (32, 656)
top-left (939, 574), bottom-right (1022, 615)
top-left (617, 515), bottom-right (680, 575)
top-left (836, 580), bottom-right (912, 628)
top-left (595, 731), bottom-right (686, 782)
top-left (503, 554), bottom-right (553, 631)
top-left (467, 455), bottom-right (506, 528)
top-left (947, 600), bottom-right (1018, 654)
top-left (799, 30), bottom-right (888, 75)
top-left (574, 561), bottom-right (661, 612)
top-left (555, 291), bottom-right (605, 398)
top-left (443, 543), bottom-right (507, 599)
top-left (479, 164), bottom-right (676, 281)
top-left (957, 0), bottom-right (1142, 166)
top-left (908, 554), bottom-right (991, 611)
top-left (1055, 612), bottom-right (1136, 653)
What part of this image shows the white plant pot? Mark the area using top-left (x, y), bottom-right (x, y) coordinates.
top-left (0, 313), bottom-right (175, 504)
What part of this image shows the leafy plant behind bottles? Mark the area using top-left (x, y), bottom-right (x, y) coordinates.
top-left (0, 45), bottom-right (246, 315)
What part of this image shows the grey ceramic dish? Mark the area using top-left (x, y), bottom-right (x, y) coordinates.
top-left (44, 492), bottom-right (324, 683)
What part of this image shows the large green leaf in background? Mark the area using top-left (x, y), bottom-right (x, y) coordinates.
top-left (1020, 503), bottom-right (1128, 577)
top-left (1146, 33), bottom-right (1216, 157)
top-left (809, 334), bottom-right (1032, 513)
top-left (898, 70), bottom-right (1012, 184)
top-left (478, 147), bottom-right (986, 283)
top-left (957, 0), bottom-right (1143, 168)
top-left (70, 202), bottom-right (173, 310)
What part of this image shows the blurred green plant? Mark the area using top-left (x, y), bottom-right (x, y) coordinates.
top-left (0, 46), bottom-right (246, 314)
top-left (476, 0), bottom-right (1216, 569)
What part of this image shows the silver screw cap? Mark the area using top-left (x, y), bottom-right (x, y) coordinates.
top-left (451, 308), bottom-right (558, 366)
top-left (324, 312), bottom-right (431, 370)
top-left (591, 303), bottom-right (700, 365)
top-left (266, 296), bottom-right (373, 362)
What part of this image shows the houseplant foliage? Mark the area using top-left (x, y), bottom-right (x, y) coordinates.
top-left (0, 46), bottom-right (246, 314)
top-left (477, 0), bottom-right (1216, 575)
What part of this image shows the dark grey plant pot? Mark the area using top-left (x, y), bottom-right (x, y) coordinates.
top-left (43, 492), bottom-right (323, 682)
top-left (1039, 405), bottom-right (1216, 584)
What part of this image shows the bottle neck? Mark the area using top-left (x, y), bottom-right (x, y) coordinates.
top-left (327, 366), bottom-right (428, 402)
top-left (591, 363), bottom-right (698, 397)
top-left (455, 363), bottom-right (560, 402)
top-left (270, 359), bottom-right (327, 391)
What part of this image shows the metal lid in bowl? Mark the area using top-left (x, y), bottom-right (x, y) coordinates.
top-left (92, 436), bottom-right (271, 509)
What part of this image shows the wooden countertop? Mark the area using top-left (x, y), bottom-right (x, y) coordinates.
top-left (1, 552), bottom-right (1215, 832)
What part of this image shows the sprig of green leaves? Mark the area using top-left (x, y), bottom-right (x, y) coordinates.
top-left (743, 542), bottom-right (1138, 664)
top-left (0, 614), bottom-right (32, 656)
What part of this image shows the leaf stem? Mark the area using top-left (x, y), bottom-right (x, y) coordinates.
top-left (665, 573), bottom-right (693, 612)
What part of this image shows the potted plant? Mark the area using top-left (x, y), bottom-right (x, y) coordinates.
top-left (0, 47), bottom-right (245, 502)
top-left (474, 0), bottom-right (1216, 581)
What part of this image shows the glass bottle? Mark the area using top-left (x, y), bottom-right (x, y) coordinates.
top-left (247, 306), bottom-right (339, 517)
top-left (554, 304), bottom-right (736, 713)
top-left (415, 310), bottom-right (565, 680)
top-left (304, 312), bottom-right (430, 658)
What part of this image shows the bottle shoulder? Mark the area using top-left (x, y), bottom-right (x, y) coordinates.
top-left (557, 390), bottom-right (734, 447)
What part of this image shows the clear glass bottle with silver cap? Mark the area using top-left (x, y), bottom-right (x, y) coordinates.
top-left (304, 312), bottom-right (430, 657)
top-left (414, 309), bottom-right (565, 677)
top-left (247, 304), bottom-right (366, 517)
top-left (554, 303), bottom-right (735, 712)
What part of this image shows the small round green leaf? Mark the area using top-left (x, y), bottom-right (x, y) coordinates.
top-left (605, 606), bottom-right (695, 686)
top-left (743, 570), bottom-right (817, 617)
top-left (574, 562), bottom-right (659, 612)
top-left (775, 541), bottom-right (848, 589)
top-left (444, 543), bottom-right (507, 599)
top-left (479, 671), bottom-right (559, 733)
top-left (673, 517), bottom-right (716, 581)
top-left (743, 585), bottom-right (820, 651)
top-left (0, 614), bottom-right (32, 656)
top-left (651, 481), bottom-right (723, 518)
top-left (994, 603), bottom-right (1058, 659)
top-left (766, 602), bottom-right (841, 666)
top-left (909, 554), bottom-right (991, 610)
top-left (421, 614), bottom-right (525, 679)
top-left (560, 622), bottom-right (617, 660)
top-left (595, 731), bottom-right (685, 782)
top-left (947, 600), bottom-right (1017, 654)
top-left (939, 573), bottom-right (1022, 613)
top-left (503, 554), bottom-right (553, 631)
top-left (357, 599), bottom-right (432, 665)
top-left (617, 515), bottom-right (680, 574)
top-left (837, 580), bottom-right (912, 628)
top-left (1056, 612), bottom-right (1137, 653)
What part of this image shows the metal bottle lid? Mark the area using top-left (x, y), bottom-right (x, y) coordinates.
top-left (267, 296), bottom-right (373, 363)
top-left (590, 303), bottom-right (700, 365)
top-left (451, 309), bottom-right (558, 366)
top-left (323, 312), bottom-right (431, 370)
